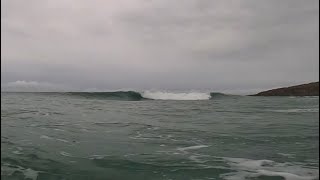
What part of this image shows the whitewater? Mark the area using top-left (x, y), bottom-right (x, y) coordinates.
top-left (141, 91), bottom-right (212, 100)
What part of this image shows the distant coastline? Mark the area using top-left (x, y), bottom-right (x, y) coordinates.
top-left (252, 82), bottom-right (319, 96)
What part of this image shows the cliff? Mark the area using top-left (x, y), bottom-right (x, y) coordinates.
top-left (253, 82), bottom-right (319, 96)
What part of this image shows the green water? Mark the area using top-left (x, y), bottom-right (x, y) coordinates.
top-left (1, 93), bottom-right (319, 180)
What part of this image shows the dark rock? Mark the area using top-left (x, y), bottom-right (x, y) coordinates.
top-left (252, 82), bottom-right (319, 96)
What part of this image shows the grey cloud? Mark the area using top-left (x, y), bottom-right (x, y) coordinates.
top-left (1, 0), bottom-right (319, 93)
top-left (1, 80), bottom-right (74, 92)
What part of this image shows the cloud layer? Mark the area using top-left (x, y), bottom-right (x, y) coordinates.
top-left (1, 0), bottom-right (319, 92)
top-left (1, 80), bottom-right (72, 92)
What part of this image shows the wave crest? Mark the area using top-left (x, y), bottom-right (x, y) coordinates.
top-left (141, 91), bottom-right (211, 100)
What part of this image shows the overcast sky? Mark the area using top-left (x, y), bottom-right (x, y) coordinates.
top-left (1, 0), bottom-right (319, 93)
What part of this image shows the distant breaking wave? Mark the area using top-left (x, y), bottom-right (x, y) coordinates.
top-left (60, 91), bottom-right (232, 101)
top-left (142, 91), bottom-right (211, 100)
top-left (2, 91), bottom-right (235, 101)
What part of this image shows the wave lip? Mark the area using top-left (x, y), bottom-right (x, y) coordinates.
top-left (141, 91), bottom-right (211, 100)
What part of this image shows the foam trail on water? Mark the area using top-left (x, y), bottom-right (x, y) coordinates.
top-left (221, 157), bottom-right (319, 180)
top-left (177, 145), bottom-right (209, 151)
top-left (141, 91), bottom-right (211, 100)
top-left (270, 108), bottom-right (319, 113)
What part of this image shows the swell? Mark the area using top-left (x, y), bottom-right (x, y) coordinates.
top-left (210, 92), bottom-right (231, 98)
top-left (2, 91), bottom-right (233, 101)
top-left (65, 91), bottom-right (145, 101)
top-left (66, 91), bottom-right (233, 101)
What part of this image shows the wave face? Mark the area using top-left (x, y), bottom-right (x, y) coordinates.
top-left (66, 91), bottom-right (144, 101)
top-left (141, 91), bottom-right (211, 100)
top-left (210, 92), bottom-right (229, 98)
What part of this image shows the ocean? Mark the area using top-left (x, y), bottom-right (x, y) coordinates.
top-left (1, 92), bottom-right (319, 180)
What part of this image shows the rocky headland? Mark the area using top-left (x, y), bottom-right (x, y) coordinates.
top-left (252, 82), bottom-right (319, 96)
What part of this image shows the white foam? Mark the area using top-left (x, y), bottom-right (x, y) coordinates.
top-left (141, 91), bottom-right (211, 100)
top-left (129, 131), bottom-right (152, 140)
top-left (278, 153), bottom-right (295, 158)
top-left (188, 154), bottom-right (210, 163)
top-left (60, 151), bottom-right (73, 157)
top-left (56, 139), bottom-right (69, 143)
top-left (257, 169), bottom-right (316, 180)
top-left (270, 108), bottom-right (319, 113)
top-left (40, 135), bottom-right (53, 140)
top-left (1, 163), bottom-right (40, 180)
top-left (88, 154), bottom-right (108, 160)
top-left (40, 135), bottom-right (69, 143)
top-left (221, 157), bottom-right (319, 180)
top-left (12, 151), bottom-right (23, 155)
top-left (177, 145), bottom-right (209, 151)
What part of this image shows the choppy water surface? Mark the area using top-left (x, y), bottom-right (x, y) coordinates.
top-left (1, 92), bottom-right (319, 180)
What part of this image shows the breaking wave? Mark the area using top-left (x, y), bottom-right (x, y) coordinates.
top-left (21, 91), bottom-right (232, 101)
top-left (141, 91), bottom-right (211, 100)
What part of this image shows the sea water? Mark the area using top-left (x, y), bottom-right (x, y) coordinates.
top-left (1, 92), bottom-right (319, 180)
